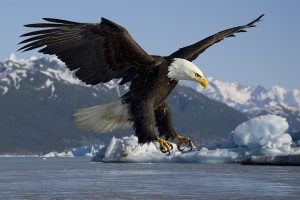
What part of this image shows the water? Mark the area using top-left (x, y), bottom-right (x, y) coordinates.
top-left (0, 157), bottom-right (300, 200)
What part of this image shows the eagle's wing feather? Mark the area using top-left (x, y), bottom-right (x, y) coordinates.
top-left (19, 18), bottom-right (159, 85)
top-left (169, 14), bottom-right (264, 61)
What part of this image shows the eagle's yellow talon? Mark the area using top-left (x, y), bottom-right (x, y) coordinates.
top-left (176, 135), bottom-right (194, 151)
top-left (157, 137), bottom-right (173, 154)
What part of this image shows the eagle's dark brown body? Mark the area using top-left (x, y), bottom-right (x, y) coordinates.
top-left (122, 58), bottom-right (178, 143)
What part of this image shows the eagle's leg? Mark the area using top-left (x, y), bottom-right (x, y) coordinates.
top-left (131, 100), bottom-right (173, 153)
top-left (155, 101), bottom-right (195, 152)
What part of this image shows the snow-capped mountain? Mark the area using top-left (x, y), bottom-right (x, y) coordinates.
top-left (183, 77), bottom-right (300, 131)
top-left (0, 54), bottom-right (246, 154)
top-left (0, 53), bottom-right (128, 97)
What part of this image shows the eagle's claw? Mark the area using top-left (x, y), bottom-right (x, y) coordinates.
top-left (157, 137), bottom-right (173, 154)
top-left (176, 135), bottom-right (194, 151)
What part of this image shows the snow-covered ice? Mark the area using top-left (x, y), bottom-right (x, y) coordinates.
top-left (43, 145), bottom-right (105, 157)
top-left (92, 114), bottom-right (300, 164)
top-left (93, 136), bottom-right (243, 163)
top-left (227, 115), bottom-right (293, 156)
top-left (230, 115), bottom-right (289, 147)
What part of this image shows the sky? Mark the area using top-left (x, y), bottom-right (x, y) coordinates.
top-left (1, 0), bottom-right (300, 90)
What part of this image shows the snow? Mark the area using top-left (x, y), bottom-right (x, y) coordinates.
top-left (182, 77), bottom-right (300, 115)
top-left (92, 136), bottom-right (244, 163)
top-left (208, 78), bottom-right (252, 105)
top-left (9, 53), bottom-right (19, 63)
top-left (258, 134), bottom-right (292, 152)
top-left (1, 54), bottom-right (85, 93)
top-left (0, 86), bottom-right (8, 94)
top-left (7, 69), bottom-right (27, 90)
top-left (269, 86), bottom-right (286, 101)
top-left (43, 151), bottom-right (74, 157)
top-left (40, 67), bottom-right (83, 86)
top-left (34, 79), bottom-right (54, 93)
top-left (58, 69), bottom-right (83, 85)
top-left (43, 145), bottom-right (105, 157)
top-left (40, 70), bottom-right (54, 78)
top-left (91, 114), bottom-right (299, 164)
top-left (45, 79), bottom-right (53, 87)
top-left (103, 79), bottom-right (121, 90)
top-left (95, 135), bottom-right (240, 163)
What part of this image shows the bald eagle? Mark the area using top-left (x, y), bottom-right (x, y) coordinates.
top-left (19, 15), bottom-right (263, 153)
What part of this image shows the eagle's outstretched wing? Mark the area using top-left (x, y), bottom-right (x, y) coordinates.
top-left (169, 14), bottom-right (264, 61)
top-left (19, 18), bottom-right (159, 85)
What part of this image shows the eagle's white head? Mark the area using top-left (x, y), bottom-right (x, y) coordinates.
top-left (167, 58), bottom-right (208, 89)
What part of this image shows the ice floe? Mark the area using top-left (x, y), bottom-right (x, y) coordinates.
top-left (91, 115), bottom-right (300, 164)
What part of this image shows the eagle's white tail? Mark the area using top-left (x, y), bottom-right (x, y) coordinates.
top-left (74, 100), bottom-right (132, 133)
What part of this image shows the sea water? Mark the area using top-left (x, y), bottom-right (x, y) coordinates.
top-left (0, 157), bottom-right (300, 200)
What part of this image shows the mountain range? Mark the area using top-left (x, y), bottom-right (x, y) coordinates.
top-left (0, 54), bottom-right (247, 154)
top-left (183, 77), bottom-right (300, 131)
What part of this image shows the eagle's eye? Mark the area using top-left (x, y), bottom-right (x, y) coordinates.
top-left (195, 73), bottom-right (202, 78)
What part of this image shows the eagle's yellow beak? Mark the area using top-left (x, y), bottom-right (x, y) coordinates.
top-left (194, 77), bottom-right (208, 89)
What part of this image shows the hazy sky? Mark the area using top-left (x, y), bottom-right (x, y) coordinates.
top-left (1, 0), bottom-right (300, 90)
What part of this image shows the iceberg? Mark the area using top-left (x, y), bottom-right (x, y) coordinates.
top-left (228, 114), bottom-right (293, 156)
top-left (230, 115), bottom-right (289, 147)
top-left (92, 114), bottom-right (300, 164)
